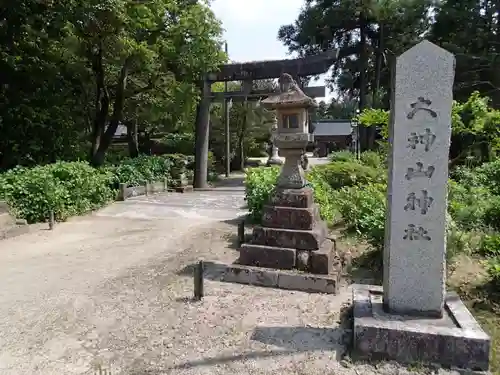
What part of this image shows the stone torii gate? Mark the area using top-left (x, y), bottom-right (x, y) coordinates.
top-left (193, 49), bottom-right (339, 189)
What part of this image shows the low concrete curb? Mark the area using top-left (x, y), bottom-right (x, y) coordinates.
top-left (205, 262), bottom-right (341, 294)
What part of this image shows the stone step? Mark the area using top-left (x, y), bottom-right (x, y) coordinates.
top-left (261, 204), bottom-right (320, 230)
top-left (221, 263), bottom-right (341, 295)
top-left (251, 223), bottom-right (327, 250)
top-left (239, 239), bottom-right (338, 274)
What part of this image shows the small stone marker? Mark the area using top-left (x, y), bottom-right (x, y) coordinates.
top-left (383, 40), bottom-right (455, 317)
top-left (193, 260), bottom-right (204, 300)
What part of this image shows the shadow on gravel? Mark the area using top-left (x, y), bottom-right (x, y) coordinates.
top-left (162, 326), bottom-right (345, 371)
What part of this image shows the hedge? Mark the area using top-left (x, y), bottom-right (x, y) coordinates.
top-left (0, 153), bottom-right (208, 224)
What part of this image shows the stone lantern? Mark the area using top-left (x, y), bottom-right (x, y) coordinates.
top-left (238, 73), bottom-right (337, 277)
top-left (260, 73), bottom-right (317, 188)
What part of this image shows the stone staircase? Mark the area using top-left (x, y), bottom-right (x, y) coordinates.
top-left (0, 201), bottom-right (30, 240)
top-left (239, 187), bottom-right (341, 276)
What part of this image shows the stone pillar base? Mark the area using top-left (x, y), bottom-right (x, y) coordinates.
top-left (352, 285), bottom-right (490, 371)
top-left (238, 187), bottom-right (338, 276)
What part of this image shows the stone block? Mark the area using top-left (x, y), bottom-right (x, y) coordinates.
top-left (219, 263), bottom-right (340, 294)
top-left (278, 272), bottom-right (339, 294)
top-left (352, 285), bottom-right (490, 371)
top-left (223, 265), bottom-right (279, 287)
top-left (239, 243), bottom-right (296, 269)
top-left (310, 239), bottom-right (339, 275)
top-left (251, 223), bottom-right (327, 250)
top-left (261, 204), bottom-right (320, 230)
top-left (268, 187), bottom-right (314, 208)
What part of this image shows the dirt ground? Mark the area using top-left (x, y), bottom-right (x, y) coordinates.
top-left (0, 182), bottom-right (464, 375)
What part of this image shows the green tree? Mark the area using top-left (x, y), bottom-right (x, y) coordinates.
top-left (0, 1), bottom-right (89, 169)
top-left (278, 0), bottom-right (432, 149)
top-left (429, 0), bottom-right (500, 106)
top-left (68, 0), bottom-right (224, 165)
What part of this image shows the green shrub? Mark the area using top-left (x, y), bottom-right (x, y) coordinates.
top-left (315, 161), bottom-right (384, 190)
top-left (329, 151), bottom-right (357, 163)
top-left (479, 233), bottom-right (500, 257)
top-left (0, 162), bottom-right (115, 223)
top-left (360, 151), bottom-right (383, 169)
top-left (305, 167), bottom-right (337, 223)
top-left (476, 159), bottom-right (500, 195)
top-left (486, 257), bottom-right (500, 286)
top-left (445, 216), bottom-right (481, 262)
top-left (451, 165), bottom-right (487, 189)
top-left (244, 165), bottom-right (337, 224)
top-left (448, 179), bottom-right (492, 230)
top-left (245, 167), bottom-right (280, 222)
top-left (112, 155), bottom-right (171, 186)
top-left (484, 197), bottom-right (500, 231)
top-left (161, 133), bottom-right (195, 155)
top-left (334, 183), bottom-right (387, 249)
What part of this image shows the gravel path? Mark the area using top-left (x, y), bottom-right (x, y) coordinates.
top-left (0, 182), bottom-right (460, 375)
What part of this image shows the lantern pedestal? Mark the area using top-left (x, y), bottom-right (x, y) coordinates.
top-left (237, 74), bottom-right (339, 276)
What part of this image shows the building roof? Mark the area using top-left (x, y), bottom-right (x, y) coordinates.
top-left (312, 120), bottom-right (352, 136)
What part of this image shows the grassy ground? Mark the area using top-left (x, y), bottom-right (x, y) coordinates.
top-left (334, 231), bottom-right (500, 374)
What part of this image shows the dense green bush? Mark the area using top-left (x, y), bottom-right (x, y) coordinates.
top-left (0, 162), bottom-right (115, 223)
top-left (360, 151), bottom-right (384, 169)
top-left (244, 165), bottom-right (338, 224)
top-left (306, 167), bottom-right (337, 223)
top-left (315, 161), bottom-right (384, 190)
top-left (334, 183), bottom-right (387, 249)
top-left (245, 166), bottom-right (280, 222)
top-left (160, 133), bottom-right (195, 155)
top-left (447, 180), bottom-right (492, 230)
top-left (110, 155), bottom-right (171, 186)
top-left (479, 233), bottom-right (500, 257)
top-left (329, 150), bottom-right (357, 163)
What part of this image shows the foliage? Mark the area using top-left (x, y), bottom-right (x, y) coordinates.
top-left (334, 183), bottom-right (387, 249)
top-left (0, 162), bottom-right (115, 223)
top-left (357, 92), bottom-right (500, 164)
top-left (357, 109), bottom-right (390, 139)
top-left (244, 167), bottom-right (280, 223)
top-left (244, 165), bottom-right (339, 224)
top-left (329, 151), bottom-right (357, 163)
top-left (360, 151), bottom-right (384, 168)
top-left (305, 168), bottom-right (337, 223)
top-left (110, 155), bottom-right (171, 186)
top-left (0, 0), bottom-right (224, 168)
top-left (479, 234), bottom-right (500, 258)
top-left (160, 134), bottom-right (195, 156)
top-left (447, 179), bottom-right (492, 230)
top-left (314, 161), bottom-right (385, 190)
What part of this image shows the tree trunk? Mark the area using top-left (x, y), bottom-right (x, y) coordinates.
top-left (91, 59), bottom-right (130, 166)
top-left (127, 120), bottom-right (139, 158)
top-left (358, 14), bottom-right (369, 151)
top-left (89, 43), bottom-right (109, 162)
top-left (193, 79), bottom-right (211, 189)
